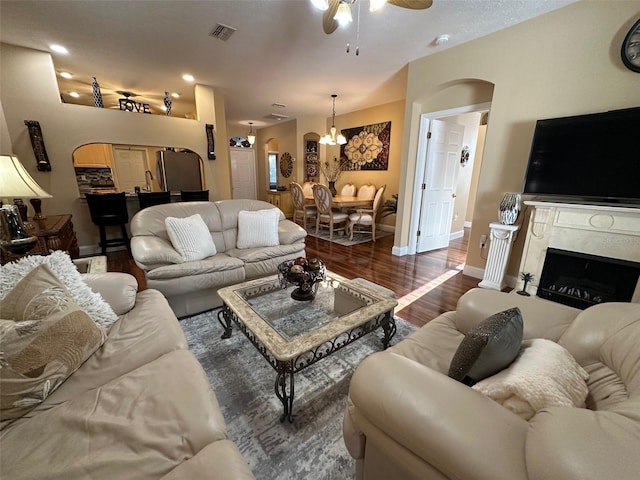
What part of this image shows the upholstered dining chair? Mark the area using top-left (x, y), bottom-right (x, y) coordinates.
top-left (313, 183), bottom-right (349, 241)
top-left (348, 185), bottom-right (386, 241)
top-left (302, 181), bottom-right (316, 198)
top-left (340, 182), bottom-right (356, 197)
top-left (356, 183), bottom-right (377, 200)
top-left (290, 182), bottom-right (316, 230)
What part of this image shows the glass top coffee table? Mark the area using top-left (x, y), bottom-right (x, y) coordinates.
top-left (217, 271), bottom-right (397, 423)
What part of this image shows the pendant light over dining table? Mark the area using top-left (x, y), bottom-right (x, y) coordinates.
top-left (247, 122), bottom-right (256, 146)
top-left (319, 94), bottom-right (346, 146)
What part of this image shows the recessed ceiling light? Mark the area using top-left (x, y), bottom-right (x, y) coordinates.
top-left (182, 74), bottom-right (194, 82)
top-left (69, 91), bottom-right (80, 98)
top-left (50, 44), bottom-right (69, 54)
top-left (171, 93), bottom-right (180, 98)
top-left (435, 34), bottom-right (450, 46)
top-left (59, 71), bottom-right (73, 79)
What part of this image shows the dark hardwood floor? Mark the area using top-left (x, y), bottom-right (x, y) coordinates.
top-left (103, 229), bottom-right (480, 328)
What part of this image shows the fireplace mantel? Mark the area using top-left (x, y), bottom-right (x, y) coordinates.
top-left (517, 201), bottom-right (640, 303)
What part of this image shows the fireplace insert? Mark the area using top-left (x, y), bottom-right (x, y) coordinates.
top-left (537, 248), bottom-right (640, 309)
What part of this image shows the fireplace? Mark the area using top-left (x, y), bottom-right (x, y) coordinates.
top-left (537, 248), bottom-right (640, 309)
top-left (517, 201), bottom-right (640, 306)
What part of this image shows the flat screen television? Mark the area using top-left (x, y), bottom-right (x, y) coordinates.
top-left (522, 106), bottom-right (640, 205)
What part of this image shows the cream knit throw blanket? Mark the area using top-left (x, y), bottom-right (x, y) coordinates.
top-left (473, 338), bottom-right (589, 420)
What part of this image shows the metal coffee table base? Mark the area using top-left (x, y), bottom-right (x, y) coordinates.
top-left (218, 306), bottom-right (396, 423)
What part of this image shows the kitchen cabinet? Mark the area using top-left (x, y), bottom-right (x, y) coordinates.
top-left (267, 190), bottom-right (293, 218)
top-left (73, 143), bottom-right (114, 168)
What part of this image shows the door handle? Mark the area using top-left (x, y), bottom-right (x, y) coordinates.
top-left (452, 193), bottom-right (457, 198)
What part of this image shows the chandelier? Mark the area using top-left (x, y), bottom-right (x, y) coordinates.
top-left (319, 94), bottom-right (346, 146)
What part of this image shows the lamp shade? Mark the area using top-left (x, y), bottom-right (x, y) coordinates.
top-left (0, 155), bottom-right (52, 199)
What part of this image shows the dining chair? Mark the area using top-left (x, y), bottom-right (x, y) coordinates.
top-left (347, 185), bottom-right (386, 241)
top-left (340, 182), bottom-right (356, 197)
top-left (313, 183), bottom-right (349, 241)
top-left (180, 189), bottom-right (209, 201)
top-left (85, 192), bottom-right (130, 255)
top-left (356, 183), bottom-right (377, 200)
top-left (290, 182), bottom-right (316, 230)
top-left (302, 181), bottom-right (316, 198)
top-left (138, 191), bottom-right (171, 210)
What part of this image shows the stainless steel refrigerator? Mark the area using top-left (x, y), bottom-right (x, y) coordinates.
top-left (156, 150), bottom-right (203, 193)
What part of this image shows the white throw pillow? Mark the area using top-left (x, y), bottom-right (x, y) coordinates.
top-left (165, 214), bottom-right (217, 262)
top-left (236, 208), bottom-right (280, 249)
top-left (0, 250), bottom-right (118, 328)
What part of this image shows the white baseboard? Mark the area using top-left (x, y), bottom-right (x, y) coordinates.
top-left (392, 245), bottom-right (409, 256)
top-left (450, 230), bottom-right (464, 241)
top-left (463, 264), bottom-right (518, 289)
top-left (463, 264), bottom-right (484, 280)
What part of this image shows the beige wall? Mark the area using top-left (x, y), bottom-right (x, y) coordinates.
top-left (0, 43), bottom-right (230, 251)
top-left (329, 99), bottom-right (406, 228)
top-left (255, 119), bottom-right (298, 200)
top-left (398, 1), bottom-right (640, 277)
top-left (448, 112), bottom-right (482, 234)
top-left (466, 124), bottom-right (486, 224)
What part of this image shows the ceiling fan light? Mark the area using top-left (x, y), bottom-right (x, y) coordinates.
top-left (369, 0), bottom-right (387, 12)
top-left (334, 4), bottom-right (353, 25)
top-left (310, 0), bottom-right (329, 11)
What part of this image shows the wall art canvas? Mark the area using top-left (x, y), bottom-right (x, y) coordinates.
top-left (340, 121), bottom-right (391, 171)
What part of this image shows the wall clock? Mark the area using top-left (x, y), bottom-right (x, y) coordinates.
top-left (280, 152), bottom-right (293, 178)
top-left (621, 18), bottom-right (640, 73)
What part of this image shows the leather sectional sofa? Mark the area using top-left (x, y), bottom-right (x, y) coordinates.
top-left (0, 272), bottom-right (255, 480)
top-left (343, 288), bottom-right (640, 480)
top-left (130, 199), bottom-right (307, 317)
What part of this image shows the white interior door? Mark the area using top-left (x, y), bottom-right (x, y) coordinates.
top-left (230, 147), bottom-right (257, 199)
top-left (112, 146), bottom-right (149, 193)
top-left (416, 119), bottom-right (465, 253)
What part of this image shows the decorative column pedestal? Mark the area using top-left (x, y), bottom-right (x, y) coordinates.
top-left (479, 222), bottom-right (520, 291)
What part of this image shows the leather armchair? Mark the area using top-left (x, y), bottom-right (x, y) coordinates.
top-left (343, 288), bottom-right (640, 480)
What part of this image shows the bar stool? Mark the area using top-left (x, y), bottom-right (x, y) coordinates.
top-left (138, 191), bottom-right (171, 210)
top-left (85, 192), bottom-right (130, 255)
top-left (180, 190), bottom-right (209, 201)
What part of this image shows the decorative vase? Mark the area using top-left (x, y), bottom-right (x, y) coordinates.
top-left (92, 77), bottom-right (104, 108)
top-left (164, 91), bottom-right (172, 117)
top-left (13, 199), bottom-right (28, 221)
top-left (328, 181), bottom-right (337, 197)
top-left (498, 192), bottom-right (521, 225)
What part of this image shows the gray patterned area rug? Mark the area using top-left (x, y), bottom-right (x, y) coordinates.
top-left (179, 309), bottom-right (416, 480)
top-left (305, 228), bottom-right (393, 246)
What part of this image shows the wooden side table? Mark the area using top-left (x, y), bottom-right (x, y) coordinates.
top-left (1, 214), bottom-right (79, 264)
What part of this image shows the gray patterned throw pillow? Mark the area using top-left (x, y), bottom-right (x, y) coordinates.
top-left (448, 307), bottom-right (523, 386)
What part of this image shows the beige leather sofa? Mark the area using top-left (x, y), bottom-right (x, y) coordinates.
top-left (130, 199), bottom-right (307, 317)
top-left (0, 272), bottom-right (255, 480)
top-left (343, 288), bottom-right (640, 480)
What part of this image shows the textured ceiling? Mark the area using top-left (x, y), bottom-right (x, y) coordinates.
top-left (0, 0), bottom-right (576, 126)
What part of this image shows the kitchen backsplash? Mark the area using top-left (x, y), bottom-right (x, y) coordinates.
top-left (75, 167), bottom-right (115, 195)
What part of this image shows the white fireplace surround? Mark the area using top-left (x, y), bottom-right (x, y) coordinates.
top-left (517, 201), bottom-right (640, 303)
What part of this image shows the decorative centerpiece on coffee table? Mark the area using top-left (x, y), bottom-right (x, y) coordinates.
top-left (278, 257), bottom-right (326, 301)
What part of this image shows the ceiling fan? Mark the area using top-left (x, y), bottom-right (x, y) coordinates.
top-left (312, 0), bottom-right (433, 35)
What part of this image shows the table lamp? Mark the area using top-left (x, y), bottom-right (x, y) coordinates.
top-left (0, 154), bottom-right (52, 254)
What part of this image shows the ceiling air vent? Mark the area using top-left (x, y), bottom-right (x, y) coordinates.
top-left (265, 113), bottom-right (290, 120)
top-left (209, 23), bottom-right (236, 41)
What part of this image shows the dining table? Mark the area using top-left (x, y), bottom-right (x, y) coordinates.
top-left (304, 195), bottom-right (373, 210)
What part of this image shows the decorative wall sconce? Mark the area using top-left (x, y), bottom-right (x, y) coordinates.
top-left (24, 120), bottom-right (51, 171)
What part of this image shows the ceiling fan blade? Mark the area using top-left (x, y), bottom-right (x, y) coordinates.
top-left (387, 0), bottom-right (433, 10)
top-left (323, 0), bottom-right (340, 34)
